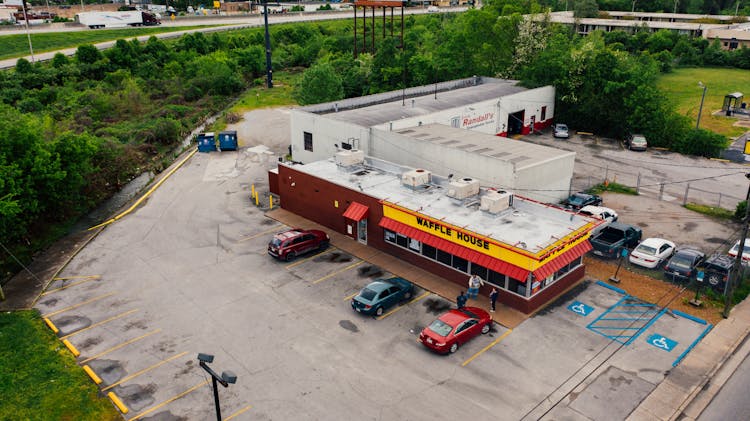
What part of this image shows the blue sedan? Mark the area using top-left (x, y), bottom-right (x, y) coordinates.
top-left (351, 277), bottom-right (415, 316)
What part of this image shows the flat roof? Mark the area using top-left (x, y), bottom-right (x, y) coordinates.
top-left (394, 124), bottom-right (574, 170)
top-left (286, 158), bottom-right (595, 254)
top-left (318, 79), bottom-right (527, 128)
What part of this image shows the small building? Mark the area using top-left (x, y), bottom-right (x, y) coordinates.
top-left (272, 151), bottom-right (599, 314)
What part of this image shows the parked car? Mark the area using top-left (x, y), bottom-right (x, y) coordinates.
top-left (701, 254), bottom-right (736, 293)
top-left (625, 134), bottom-right (648, 151)
top-left (553, 123), bottom-right (569, 139)
top-left (728, 239), bottom-right (750, 265)
top-left (427, 5), bottom-right (439, 12)
top-left (629, 238), bottom-right (676, 269)
top-left (351, 277), bottom-right (414, 316)
top-left (419, 307), bottom-right (492, 354)
top-left (578, 205), bottom-right (618, 235)
top-left (590, 222), bottom-right (642, 258)
top-left (664, 248), bottom-right (705, 282)
top-left (268, 228), bottom-right (329, 261)
top-left (563, 192), bottom-right (602, 210)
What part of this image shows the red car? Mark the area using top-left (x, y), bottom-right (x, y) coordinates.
top-left (419, 306), bottom-right (492, 354)
top-left (268, 229), bottom-right (329, 261)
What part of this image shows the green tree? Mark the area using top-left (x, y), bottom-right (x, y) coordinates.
top-left (294, 62), bottom-right (344, 105)
top-left (573, 0), bottom-right (599, 17)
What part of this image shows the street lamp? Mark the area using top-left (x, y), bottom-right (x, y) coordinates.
top-left (696, 81), bottom-right (707, 129)
top-left (723, 173), bottom-right (750, 318)
top-left (197, 353), bottom-right (237, 421)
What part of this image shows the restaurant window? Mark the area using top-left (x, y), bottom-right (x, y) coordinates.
top-left (437, 249), bottom-right (452, 266)
top-left (421, 244), bottom-right (437, 260)
top-left (384, 230), bottom-right (397, 244)
top-left (304, 132), bottom-right (313, 151)
top-left (408, 238), bottom-right (421, 252)
top-left (470, 264), bottom-right (488, 280)
top-left (452, 256), bottom-right (468, 273)
top-left (396, 233), bottom-right (409, 248)
top-left (488, 270), bottom-right (505, 288)
top-left (507, 277), bottom-right (525, 297)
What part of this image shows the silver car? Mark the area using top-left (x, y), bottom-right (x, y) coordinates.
top-left (553, 123), bottom-right (569, 139)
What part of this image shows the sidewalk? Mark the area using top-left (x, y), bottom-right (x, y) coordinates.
top-left (629, 296), bottom-right (750, 420)
top-left (266, 208), bottom-right (529, 328)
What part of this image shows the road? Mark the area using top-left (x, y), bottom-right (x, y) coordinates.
top-left (0, 7), bottom-right (467, 69)
top-left (697, 337), bottom-right (750, 420)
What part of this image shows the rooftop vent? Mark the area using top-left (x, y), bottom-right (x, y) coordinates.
top-left (402, 169), bottom-right (431, 188)
top-left (447, 177), bottom-right (480, 200)
top-left (481, 190), bottom-right (514, 214)
top-left (335, 149), bottom-right (365, 167)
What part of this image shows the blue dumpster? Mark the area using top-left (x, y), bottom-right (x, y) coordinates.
top-left (197, 132), bottom-right (216, 152)
top-left (218, 130), bottom-right (238, 151)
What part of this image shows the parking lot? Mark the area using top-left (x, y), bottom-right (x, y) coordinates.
top-left (33, 149), bottom-right (717, 420)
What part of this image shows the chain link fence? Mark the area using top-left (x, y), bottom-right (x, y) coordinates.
top-left (572, 161), bottom-right (745, 211)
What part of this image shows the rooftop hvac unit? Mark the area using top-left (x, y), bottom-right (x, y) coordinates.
top-left (480, 190), bottom-right (514, 214)
top-left (447, 177), bottom-right (480, 200)
top-left (402, 169), bottom-right (431, 188)
top-left (335, 149), bottom-right (365, 166)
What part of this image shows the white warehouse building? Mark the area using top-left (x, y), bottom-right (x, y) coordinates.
top-left (289, 76), bottom-right (572, 203)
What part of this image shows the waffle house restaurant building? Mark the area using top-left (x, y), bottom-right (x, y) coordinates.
top-left (272, 151), bottom-right (600, 314)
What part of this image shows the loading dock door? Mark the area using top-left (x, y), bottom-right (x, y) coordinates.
top-left (508, 110), bottom-right (525, 136)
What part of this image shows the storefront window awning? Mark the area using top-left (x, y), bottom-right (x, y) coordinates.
top-left (532, 241), bottom-right (592, 280)
top-left (343, 202), bottom-right (369, 221)
top-left (379, 217), bottom-right (530, 281)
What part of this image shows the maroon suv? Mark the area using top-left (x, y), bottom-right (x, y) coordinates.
top-left (268, 229), bottom-right (329, 261)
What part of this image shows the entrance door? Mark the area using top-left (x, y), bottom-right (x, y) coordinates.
top-left (357, 219), bottom-right (367, 244)
top-left (508, 110), bottom-right (525, 135)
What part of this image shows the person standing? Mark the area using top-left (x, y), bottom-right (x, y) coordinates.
top-left (467, 274), bottom-right (484, 299)
top-left (489, 287), bottom-right (499, 312)
top-left (456, 291), bottom-right (468, 309)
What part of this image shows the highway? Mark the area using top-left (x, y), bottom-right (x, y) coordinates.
top-left (0, 7), bottom-right (467, 69)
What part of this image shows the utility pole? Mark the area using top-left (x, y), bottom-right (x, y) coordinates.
top-left (263, 0), bottom-right (273, 88)
top-left (724, 173), bottom-right (750, 318)
top-left (697, 82), bottom-right (707, 129)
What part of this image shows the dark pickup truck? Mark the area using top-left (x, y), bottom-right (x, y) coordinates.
top-left (590, 222), bottom-right (642, 258)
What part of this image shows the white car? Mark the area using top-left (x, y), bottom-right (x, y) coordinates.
top-left (728, 239), bottom-right (750, 265)
top-left (629, 238), bottom-right (676, 269)
top-left (579, 205), bottom-right (618, 235)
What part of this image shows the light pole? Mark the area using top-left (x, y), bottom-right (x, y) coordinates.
top-left (631, 0), bottom-right (637, 12)
top-left (263, 0), bottom-right (273, 88)
top-left (724, 173), bottom-right (750, 318)
top-left (20, 0), bottom-right (35, 62)
top-left (197, 353), bottom-right (237, 421)
top-left (696, 81), bottom-right (707, 129)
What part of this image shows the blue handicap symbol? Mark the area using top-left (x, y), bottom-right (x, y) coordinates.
top-left (567, 301), bottom-right (594, 317)
top-left (646, 334), bottom-right (678, 352)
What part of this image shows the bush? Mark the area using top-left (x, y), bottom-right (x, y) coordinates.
top-left (735, 200), bottom-right (747, 220)
top-left (671, 128), bottom-right (728, 158)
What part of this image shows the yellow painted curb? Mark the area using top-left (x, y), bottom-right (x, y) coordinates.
top-left (83, 365), bottom-right (102, 385)
top-left (63, 339), bottom-right (80, 357)
top-left (43, 317), bottom-right (59, 334)
top-left (108, 392), bottom-right (129, 414)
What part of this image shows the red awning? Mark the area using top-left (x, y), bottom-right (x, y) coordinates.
top-left (379, 217), bottom-right (530, 281)
top-left (343, 202), bottom-right (369, 221)
top-left (532, 241), bottom-right (593, 280)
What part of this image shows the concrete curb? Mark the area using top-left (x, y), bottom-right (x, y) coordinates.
top-left (628, 298), bottom-right (750, 420)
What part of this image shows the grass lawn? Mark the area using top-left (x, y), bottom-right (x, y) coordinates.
top-left (0, 311), bottom-right (120, 421)
top-left (0, 26), bottom-right (214, 60)
top-left (657, 67), bottom-right (750, 138)
top-left (232, 71), bottom-right (302, 111)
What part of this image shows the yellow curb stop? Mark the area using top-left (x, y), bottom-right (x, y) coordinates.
top-left (83, 365), bottom-right (102, 384)
top-left (108, 392), bottom-right (129, 414)
top-left (62, 339), bottom-right (80, 357)
top-left (43, 317), bottom-right (59, 334)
